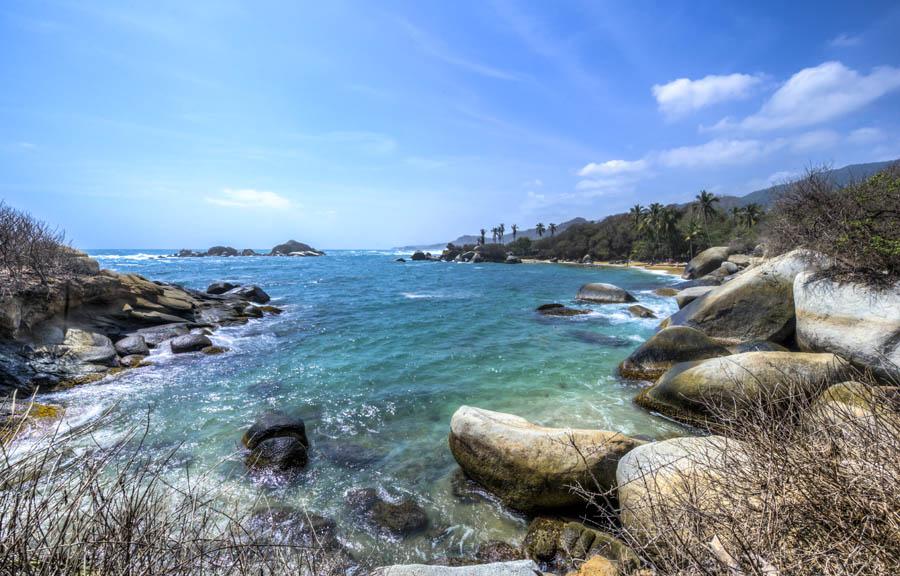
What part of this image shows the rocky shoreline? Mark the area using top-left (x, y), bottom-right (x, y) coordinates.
top-left (174, 239), bottom-right (325, 258)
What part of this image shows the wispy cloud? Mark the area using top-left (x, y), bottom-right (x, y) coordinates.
top-left (399, 19), bottom-right (525, 81)
top-left (205, 189), bottom-right (292, 209)
top-left (712, 62), bottom-right (900, 132)
top-left (830, 33), bottom-right (862, 47)
top-left (848, 127), bottom-right (885, 145)
top-left (578, 159), bottom-right (647, 177)
top-left (652, 73), bottom-right (763, 118)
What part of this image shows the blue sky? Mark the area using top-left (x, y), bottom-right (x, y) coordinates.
top-left (1, 0), bottom-right (899, 249)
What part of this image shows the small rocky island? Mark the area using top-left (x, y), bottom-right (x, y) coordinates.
top-left (175, 239), bottom-right (324, 258)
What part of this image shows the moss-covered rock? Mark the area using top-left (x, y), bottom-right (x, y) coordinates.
top-left (618, 326), bottom-right (730, 381)
top-left (523, 517), bottom-right (638, 573)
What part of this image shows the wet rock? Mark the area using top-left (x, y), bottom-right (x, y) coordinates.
top-left (619, 326), bottom-right (729, 381)
top-left (245, 436), bottom-right (309, 473)
top-left (201, 345), bottom-right (227, 355)
top-left (206, 246), bottom-right (239, 257)
top-left (269, 240), bottom-right (324, 256)
top-left (224, 285), bottom-right (271, 304)
top-left (207, 281), bottom-right (239, 295)
top-left (536, 303), bottom-right (590, 317)
top-left (395, 258), bottom-right (406, 262)
top-left (576, 283), bottom-right (637, 304)
top-left (653, 287), bottom-right (678, 297)
top-left (62, 329), bottom-right (118, 367)
top-left (134, 323), bottom-right (190, 348)
top-left (114, 335), bottom-right (149, 357)
top-left (627, 305), bottom-right (656, 319)
top-left (505, 255), bottom-right (522, 264)
top-left (257, 305), bottom-right (283, 315)
top-left (346, 488), bottom-right (429, 537)
top-left (242, 505), bottom-right (339, 549)
top-left (523, 517), bottom-right (638, 574)
top-left (242, 411), bottom-right (308, 450)
top-left (169, 333), bottom-right (212, 354)
top-left (119, 354), bottom-right (150, 368)
top-left (476, 541), bottom-right (523, 563)
top-left (241, 249), bottom-right (257, 256)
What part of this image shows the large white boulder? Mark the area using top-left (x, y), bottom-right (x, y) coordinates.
top-left (794, 273), bottom-right (900, 379)
top-left (682, 246), bottom-right (731, 279)
top-left (576, 283), bottom-right (637, 304)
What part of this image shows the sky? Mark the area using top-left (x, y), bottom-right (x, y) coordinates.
top-left (1, 1), bottom-right (899, 249)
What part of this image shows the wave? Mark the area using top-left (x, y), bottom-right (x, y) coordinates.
top-left (91, 253), bottom-right (169, 261)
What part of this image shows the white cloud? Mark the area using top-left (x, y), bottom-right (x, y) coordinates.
top-left (830, 33), bottom-right (862, 47)
top-left (733, 62), bottom-right (900, 131)
top-left (657, 138), bottom-right (779, 168)
top-left (205, 189), bottom-right (292, 209)
top-left (578, 158), bottom-right (647, 176)
top-left (848, 127), bottom-right (885, 145)
top-left (652, 73), bottom-right (763, 118)
top-left (788, 129), bottom-right (840, 152)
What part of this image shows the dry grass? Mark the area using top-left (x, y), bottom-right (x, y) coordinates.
top-left (577, 371), bottom-right (900, 576)
top-left (0, 403), bottom-right (348, 576)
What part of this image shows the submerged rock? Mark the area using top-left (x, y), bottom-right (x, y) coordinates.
top-left (346, 488), bottom-right (429, 537)
top-left (682, 246), bottom-right (731, 280)
top-left (207, 281), bottom-right (239, 295)
top-left (169, 333), bottom-right (212, 354)
top-left (618, 326), bottom-right (729, 381)
top-left (242, 411), bottom-right (308, 450)
top-left (576, 283), bottom-right (637, 304)
top-left (242, 506), bottom-right (339, 549)
top-left (245, 436), bottom-right (309, 473)
top-left (448, 406), bottom-right (642, 512)
top-left (536, 303), bottom-right (590, 316)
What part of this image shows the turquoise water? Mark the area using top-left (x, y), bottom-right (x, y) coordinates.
top-left (43, 250), bottom-right (685, 563)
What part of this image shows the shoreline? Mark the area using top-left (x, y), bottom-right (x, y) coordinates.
top-left (521, 258), bottom-right (685, 277)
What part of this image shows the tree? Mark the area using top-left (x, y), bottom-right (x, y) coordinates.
top-left (491, 227), bottom-right (498, 243)
top-left (684, 219), bottom-right (702, 260)
top-left (643, 203), bottom-right (665, 261)
top-left (629, 204), bottom-right (645, 228)
top-left (479, 229), bottom-right (486, 245)
top-left (511, 224), bottom-right (518, 241)
top-left (548, 223), bottom-right (557, 237)
top-left (498, 223), bottom-right (505, 243)
top-left (536, 223), bottom-right (545, 237)
top-left (744, 203), bottom-right (762, 228)
top-left (659, 208), bottom-right (679, 260)
top-left (695, 190), bottom-right (720, 238)
top-left (730, 206), bottom-right (743, 225)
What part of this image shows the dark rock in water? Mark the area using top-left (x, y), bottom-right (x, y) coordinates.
top-left (224, 285), bottom-right (270, 304)
top-left (206, 246), bottom-right (239, 257)
top-left (524, 517), bottom-right (639, 574)
top-left (536, 303), bottom-right (590, 317)
top-left (242, 305), bottom-right (264, 318)
top-left (245, 436), bottom-right (309, 472)
top-left (257, 305), bottom-right (283, 315)
top-left (240, 249), bottom-right (257, 256)
top-left (176, 249), bottom-right (203, 257)
top-left (242, 411), bottom-right (308, 450)
top-left (411, 251), bottom-right (429, 261)
top-left (476, 541), bottom-right (523, 563)
top-left (450, 468), bottom-right (493, 504)
top-left (269, 240), bottom-right (324, 256)
top-left (207, 281), bottom-right (239, 295)
top-left (134, 323), bottom-right (190, 348)
top-left (169, 333), bottom-right (212, 354)
top-left (627, 305), bottom-right (656, 319)
top-left (395, 258), bottom-right (406, 263)
top-left (576, 283), bottom-right (637, 304)
top-left (346, 488), bottom-right (429, 537)
top-left (201, 345), bottom-right (227, 355)
top-left (243, 506), bottom-right (339, 549)
top-left (114, 335), bottom-right (149, 357)
top-left (619, 326), bottom-right (730, 381)
top-left (319, 441), bottom-right (381, 469)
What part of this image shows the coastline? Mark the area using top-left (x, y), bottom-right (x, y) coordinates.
top-left (521, 258), bottom-right (685, 277)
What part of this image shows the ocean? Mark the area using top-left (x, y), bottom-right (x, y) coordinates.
top-left (41, 249), bottom-right (686, 563)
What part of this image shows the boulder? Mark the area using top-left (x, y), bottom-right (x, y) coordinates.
top-left (682, 246), bottom-right (731, 280)
top-left (617, 436), bottom-right (742, 539)
top-left (169, 333), bottom-right (212, 354)
top-left (475, 541), bottom-right (523, 563)
top-left (134, 323), bottom-right (189, 347)
top-left (471, 253), bottom-right (484, 263)
top-left (729, 340), bottom-right (789, 354)
top-left (207, 281), bottom-right (239, 295)
top-left (395, 258), bottom-right (406, 263)
top-left (224, 285), bottom-right (270, 304)
top-left (727, 254), bottom-right (752, 267)
top-left (119, 354), bottom-right (149, 368)
top-left (206, 246), bottom-right (238, 257)
top-left (807, 381), bottom-right (900, 429)
top-left (618, 326), bottom-right (730, 381)
top-left (114, 335), bottom-right (149, 357)
top-left (411, 251), bottom-right (429, 261)
top-left (794, 274), bottom-right (900, 380)
top-left (202, 345), bottom-right (227, 355)
top-left (653, 287), bottom-right (678, 297)
top-left (576, 283), bottom-right (637, 304)
top-left (627, 305), bottom-right (656, 319)
top-left (523, 517), bottom-right (638, 574)
top-left (536, 303), bottom-right (590, 317)
top-left (448, 406), bottom-right (643, 512)
top-left (674, 286), bottom-right (714, 309)
top-left (566, 556), bottom-right (620, 576)
top-left (245, 436), bottom-right (309, 472)
top-left (269, 240), bottom-right (324, 256)
top-left (346, 488), bottom-right (428, 536)
top-left (374, 561), bottom-right (541, 576)
top-left (460, 251), bottom-right (476, 262)
top-left (581, 255), bottom-right (594, 264)
top-left (242, 411), bottom-right (308, 450)
top-left (62, 329), bottom-right (118, 366)
top-left (666, 250), bottom-right (821, 343)
top-left (240, 249), bottom-right (257, 256)
top-left (636, 351), bottom-right (850, 424)
top-left (672, 277), bottom-right (721, 290)
top-left (505, 255), bottom-right (522, 264)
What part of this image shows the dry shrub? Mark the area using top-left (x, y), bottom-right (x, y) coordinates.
top-left (765, 163), bottom-right (900, 286)
top-left (0, 404), bottom-right (347, 576)
top-left (579, 371), bottom-right (900, 576)
top-left (0, 201), bottom-right (76, 295)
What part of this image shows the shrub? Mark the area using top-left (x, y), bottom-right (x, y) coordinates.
top-left (765, 163), bottom-right (900, 286)
top-left (0, 202), bottom-right (74, 293)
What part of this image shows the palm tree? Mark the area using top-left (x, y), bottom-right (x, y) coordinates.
top-left (744, 203), bottom-right (762, 229)
top-left (695, 190), bottom-right (719, 238)
top-left (684, 220), bottom-right (702, 260)
top-left (491, 227), bottom-right (498, 243)
top-left (548, 223), bottom-right (557, 237)
top-left (536, 223), bottom-right (545, 237)
top-left (629, 204), bottom-right (645, 228)
top-left (479, 229), bottom-right (486, 245)
top-left (643, 203), bottom-right (664, 261)
top-left (659, 208), bottom-right (679, 260)
top-left (730, 206), bottom-right (743, 225)
top-left (511, 224), bottom-right (518, 241)
top-left (498, 223), bottom-right (505, 243)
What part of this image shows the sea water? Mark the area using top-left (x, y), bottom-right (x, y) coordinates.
top-left (41, 249), bottom-right (686, 564)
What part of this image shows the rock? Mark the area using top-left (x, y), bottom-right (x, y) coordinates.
top-left (460, 251), bottom-right (476, 262)
top-left (374, 560), bottom-right (542, 576)
top-left (718, 261), bottom-right (739, 275)
top-left (411, 251), bottom-right (429, 261)
top-left (636, 351), bottom-right (850, 424)
top-left (523, 517), bottom-right (638, 574)
top-left (176, 249), bottom-right (202, 257)
top-left (536, 303), bottom-right (590, 317)
top-left (618, 326), bottom-right (730, 381)
top-left (242, 411), bottom-right (308, 450)
top-left (653, 287), bottom-right (678, 297)
top-left (566, 556), bottom-right (620, 576)
top-left (224, 285), bottom-right (270, 304)
top-left (807, 381), bottom-right (900, 429)
top-left (627, 305), bottom-right (656, 319)
top-left (576, 283), bottom-right (637, 304)
top-left (448, 406), bottom-right (643, 512)
top-left (617, 436), bottom-right (741, 540)
top-left (114, 335), bottom-right (149, 357)
top-left (667, 250), bottom-right (822, 343)
top-left (471, 253), bottom-right (484, 263)
top-left (682, 246), bottom-right (731, 280)
top-left (729, 340), bottom-right (789, 354)
top-left (119, 354), bottom-right (149, 368)
top-left (240, 249), bottom-right (257, 256)
top-left (581, 255), bottom-right (594, 264)
top-left (395, 258), bottom-right (406, 263)
top-left (0, 401), bottom-right (64, 442)
top-left (242, 506), bottom-right (339, 549)
top-left (672, 277), bottom-right (721, 290)
top-left (505, 255), bottom-right (522, 264)
top-left (207, 281), bottom-right (239, 295)
top-left (62, 329), bottom-right (118, 366)
top-left (257, 305), bottom-right (283, 315)
top-left (202, 345), bottom-right (227, 355)
top-left (346, 488), bottom-right (429, 537)
top-left (245, 436), bottom-right (309, 472)
top-left (794, 274), bottom-right (900, 380)
top-left (134, 323), bottom-right (190, 347)
top-left (674, 286), bottom-right (714, 309)
top-left (473, 244), bottom-right (509, 263)
top-left (475, 541), bottom-right (523, 563)
top-left (727, 254), bottom-right (752, 267)
top-left (169, 333), bottom-right (212, 354)
top-left (206, 246), bottom-right (239, 257)
top-left (269, 240), bottom-right (324, 256)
